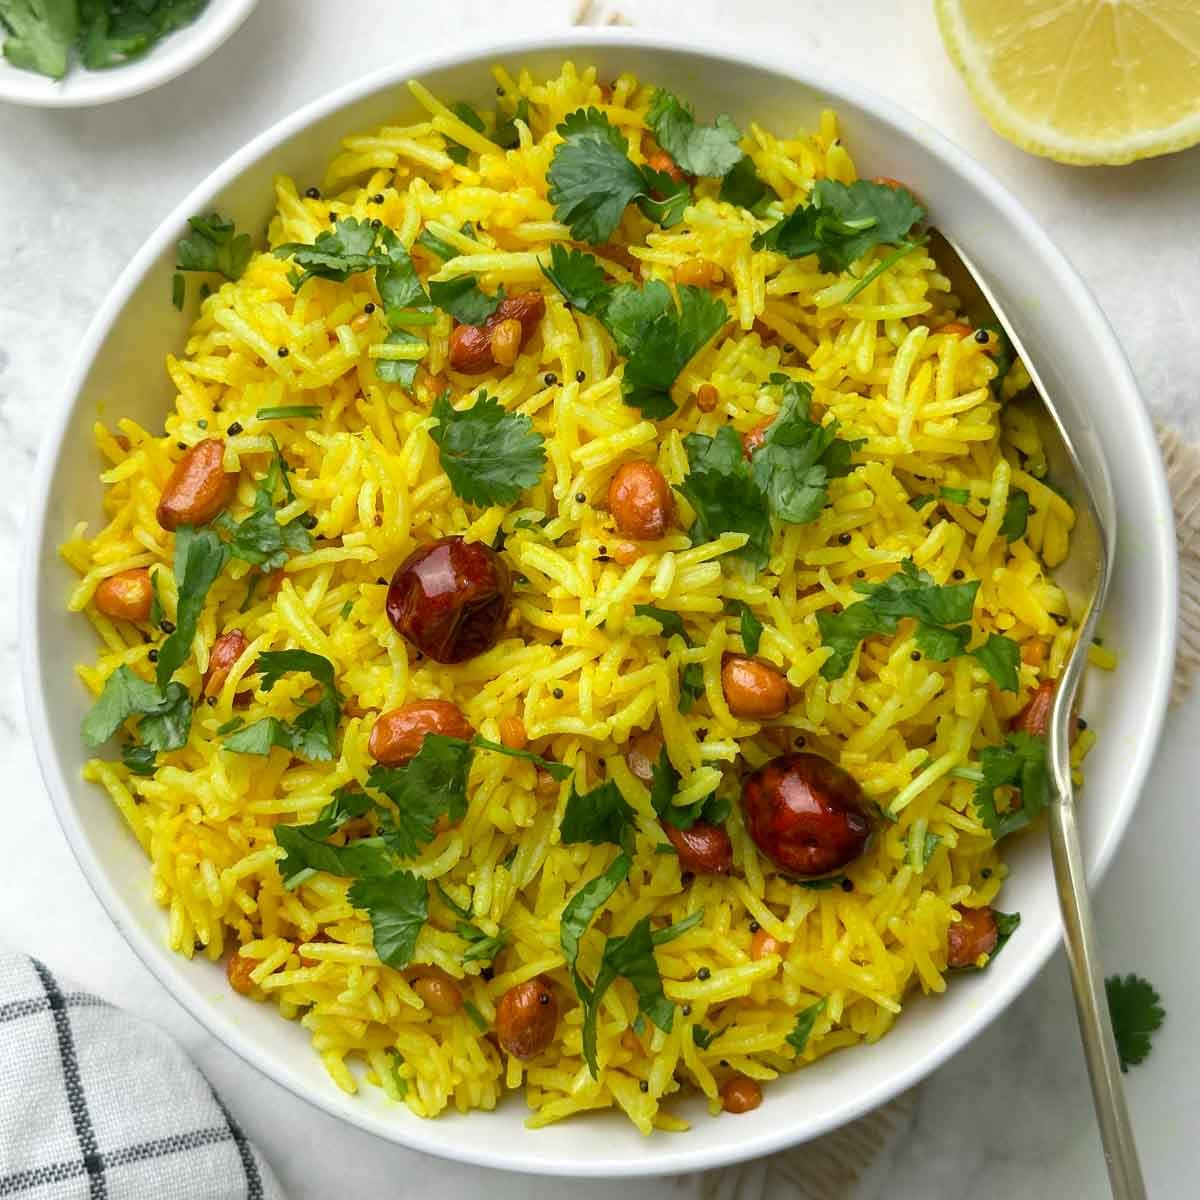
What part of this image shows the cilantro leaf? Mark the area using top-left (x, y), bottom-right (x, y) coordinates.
top-left (1105, 973), bottom-right (1165, 1072)
top-left (367, 733), bottom-right (473, 859)
top-left (854, 560), bottom-right (979, 626)
top-left (691, 1024), bottom-right (717, 1049)
top-left (560, 850), bottom-right (632, 1000)
top-left (678, 426), bottom-right (772, 567)
top-left (786, 998), bottom-right (827, 1055)
top-left (148, 569), bottom-right (164, 627)
top-left (274, 217), bottom-right (380, 288)
top-left (754, 180), bottom-right (924, 273)
top-left (78, 0), bottom-right (206, 70)
top-left (81, 665), bottom-right (163, 748)
top-left (915, 621), bottom-right (971, 662)
top-left (445, 101), bottom-right (485, 164)
top-left (121, 742), bottom-right (157, 776)
top-left (137, 682), bottom-right (193, 754)
top-left (347, 871), bottom-right (428, 970)
top-left (375, 329), bottom-right (423, 391)
top-left (678, 661), bottom-right (706, 714)
top-left (909, 831), bottom-right (943, 871)
top-left (648, 747), bottom-right (727, 831)
top-left (176, 213), bottom-right (252, 282)
top-left (560, 779), bottom-right (636, 849)
top-left (816, 601), bottom-right (895, 681)
top-left (971, 633), bottom-right (1021, 692)
top-left (973, 731), bottom-right (1049, 839)
top-left (991, 909), bottom-right (1021, 963)
top-left (416, 225), bottom-right (465, 262)
top-left (375, 229), bottom-right (429, 312)
top-left (1000, 488), bottom-right (1031, 541)
top-left (214, 452), bottom-right (313, 571)
top-left (632, 603), bottom-right (688, 643)
top-left (645, 88), bottom-right (743, 178)
top-left (749, 376), bottom-right (857, 524)
top-left (457, 922), bottom-right (509, 964)
top-left (429, 391), bottom-right (546, 506)
top-left (609, 282), bottom-right (727, 417)
top-left (0, 0), bottom-right (76, 78)
top-left (541, 244), bottom-right (609, 314)
top-left (939, 485), bottom-right (971, 505)
top-left (719, 156), bottom-right (777, 213)
top-left (427, 275), bottom-right (503, 325)
top-left (222, 717), bottom-right (294, 757)
top-left (157, 527), bottom-right (229, 691)
top-left (274, 791), bottom-right (392, 887)
top-left (432, 880), bottom-right (472, 919)
top-left (255, 406), bottom-right (322, 421)
top-left (731, 600), bottom-right (763, 655)
top-left (908, 493), bottom-right (936, 511)
top-left (547, 108), bottom-right (651, 244)
top-left (469, 735), bottom-right (572, 780)
top-left (493, 96), bottom-right (531, 150)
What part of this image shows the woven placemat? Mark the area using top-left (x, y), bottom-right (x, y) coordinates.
top-left (569, 8), bottom-right (1198, 1190)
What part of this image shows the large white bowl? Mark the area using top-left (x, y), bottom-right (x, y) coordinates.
top-left (21, 29), bottom-right (1177, 1178)
top-left (0, 0), bottom-right (257, 108)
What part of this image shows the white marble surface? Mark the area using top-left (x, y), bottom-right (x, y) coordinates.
top-left (2, 1), bottom-right (1198, 1196)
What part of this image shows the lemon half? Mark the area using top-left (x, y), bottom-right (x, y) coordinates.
top-left (934, 0), bottom-right (1200, 165)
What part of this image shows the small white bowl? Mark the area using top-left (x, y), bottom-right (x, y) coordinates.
top-left (21, 28), bottom-right (1177, 1178)
top-left (0, 0), bottom-right (257, 108)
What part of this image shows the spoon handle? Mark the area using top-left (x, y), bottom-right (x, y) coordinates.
top-left (1047, 790), bottom-right (1147, 1199)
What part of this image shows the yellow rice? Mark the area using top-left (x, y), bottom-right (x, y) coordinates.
top-left (64, 61), bottom-right (1096, 1133)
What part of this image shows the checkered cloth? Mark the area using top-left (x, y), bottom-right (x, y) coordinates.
top-left (0, 950), bottom-right (282, 1199)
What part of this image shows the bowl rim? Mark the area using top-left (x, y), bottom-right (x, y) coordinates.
top-left (0, 0), bottom-right (259, 109)
top-left (19, 25), bottom-right (1178, 1177)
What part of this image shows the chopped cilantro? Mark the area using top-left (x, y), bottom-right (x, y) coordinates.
top-left (157, 527), bottom-right (229, 691)
top-left (469, 735), bottom-right (571, 780)
top-left (718, 155), bottom-right (777, 213)
top-left (909, 831), bottom-right (943, 871)
top-left (255, 406), bottom-right (322, 421)
top-left (1105, 973), bottom-right (1165, 1072)
top-left (729, 601), bottom-right (763, 655)
top-left (429, 391), bottom-right (546, 506)
top-left (691, 1025), bottom-right (718, 1049)
top-left (78, 0), bottom-right (207, 70)
top-left (493, 96), bottom-right (531, 150)
top-left (1000, 488), bottom-right (1031, 541)
top-left (632, 603), bottom-right (688, 642)
top-left (678, 661), bottom-right (706, 714)
top-left (541, 244), bottom-right (609, 314)
top-left (213, 451), bottom-right (313, 571)
top-left (939, 486), bottom-right (972, 505)
top-left (754, 180), bottom-right (924, 273)
top-left (121, 742), bottom-right (157, 776)
top-left (644, 88), bottom-right (743, 178)
top-left (560, 851), bottom-right (632, 1004)
top-left (81, 665), bottom-right (162, 748)
top-left (991, 910), bottom-right (1021, 963)
top-left (148, 569), bottom-right (164, 627)
top-left (171, 272), bottom-right (185, 311)
top-left (445, 101), bottom-right (485, 163)
top-left (432, 879), bottom-right (472, 920)
top-left (972, 731), bottom-right (1049, 839)
top-left (384, 1048), bottom-right (409, 1097)
top-left (560, 779), bottom-right (636, 850)
top-left (427, 275), bottom-right (503, 325)
top-left (786, 998), bottom-right (827, 1055)
top-left (375, 329), bottom-right (424, 391)
top-left (971, 632), bottom-right (1021, 692)
top-left (457, 921), bottom-right (509, 964)
top-left (416, 225), bottom-right (464, 262)
top-left (908, 493), bottom-right (936, 511)
top-left (347, 871), bottom-right (428, 970)
top-left (651, 909), bottom-right (704, 945)
top-left (274, 789), bottom-right (391, 887)
top-left (648, 747), bottom-right (728, 831)
top-left (176, 213), bottom-right (252, 290)
top-left (462, 1000), bottom-right (488, 1032)
top-left (0, 0), bottom-right (76, 77)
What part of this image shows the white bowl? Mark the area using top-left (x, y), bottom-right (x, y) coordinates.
top-left (0, 0), bottom-right (257, 108)
top-left (21, 28), bottom-right (1177, 1178)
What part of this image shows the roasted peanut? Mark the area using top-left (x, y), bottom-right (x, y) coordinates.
top-left (663, 820), bottom-right (733, 875)
top-left (204, 629), bottom-right (250, 698)
top-left (750, 928), bottom-right (789, 961)
top-left (608, 460), bottom-right (674, 540)
top-left (368, 700), bottom-right (475, 766)
top-left (93, 568), bottom-right (153, 622)
top-left (721, 654), bottom-right (789, 719)
top-left (741, 420), bottom-right (772, 460)
top-left (1010, 679), bottom-right (1056, 737)
top-left (489, 318), bottom-right (524, 367)
top-left (947, 905), bottom-right (999, 968)
top-left (625, 732), bottom-right (663, 783)
top-left (720, 1075), bottom-right (763, 1113)
top-left (695, 383), bottom-right (719, 413)
top-left (499, 715), bottom-right (527, 750)
top-left (496, 976), bottom-right (558, 1059)
top-left (674, 259), bottom-right (725, 288)
top-left (156, 438), bottom-right (238, 531)
top-left (412, 974), bottom-right (463, 1016)
top-left (226, 951), bottom-right (257, 996)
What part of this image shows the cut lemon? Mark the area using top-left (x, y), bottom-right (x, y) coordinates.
top-left (934, 0), bottom-right (1200, 165)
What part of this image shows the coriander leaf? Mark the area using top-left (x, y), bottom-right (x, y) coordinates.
top-left (148, 569), bottom-right (164, 627)
top-left (347, 871), bottom-right (428, 970)
top-left (754, 179), bottom-right (924, 273)
top-left (469, 735), bottom-right (572, 780)
top-left (971, 633), bottom-right (1021, 692)
top-left (81, 665), bottom-right (163, 748)
top-left (749, 377), bottom-right (856, 524)
top-left (632, 603), bottom-right (688, 643)
top-left (493, 96), bottom-right (531, 150)
top-left (433, 880), bottom-right (472, 919)
top-left (560, 850), bottom-right (631, 997)
top-left (541, 244), bottom-right (610, 314)
top-left (375, 229), bottom-right (429, 312)
top-left (122, 743), bottom-right (157, 776)
top-left (915, 620), bottom-right (971, 662)
top-left (939, 486), bottom-right (971, 505)
top-left (223, 716), bottom-right (294, 756)
top-left (78, 0), bottom-right (206, 69)
top-left (171, 272), bottom-right (185, 311)
top-left (909, 493), bottom-right (936, 511)
top-left (786, 998), bottom-right (827, 1055)
top-left (274, 829), bottom-right (392, 888)
top-left (719, 155), bottom-right (777, 213)
top-left (909, 831), bottom-right (943, 871)
top-left (678, 425), bottom-right (772, 567)
top-left (368, 733), bottom-right (473, 859)
top-left (274, 217), bottom-right (381, 289)
top-left (1105, 973), bottom-right (1165, 1072)
top-left (651, 909), bottom-right (704, 945)
top-left (0, 0), bottom-right (75, 78)
top-left (416, 225), bottom-right (463, 262)
top-left (215, 452), bottom-right (313, 571)
top-left (614, 283), bottom-right (727, 418)
top-left (547, 108), bottom-right (650, 244)
top-left (854, 560), bottom-right (979, 627)
top-left (973, 731), bottom-right (1049, 839)
top-left (648, 747), bottom-right (680, 822)
top-left (137, 682), bottom-right (192, 753)
top-left (457, 922), bottom-right (509, 964)
top-left (375, 329), bottom-right (423, 391)
top-left (224, 650), bottom-right (341, 762)
top-left (991, 909), bottom-right (1021, 963)
top-left (176, 213), bottom-right (252, 282)
top-left (798, 874), bottom-right (846, 890)
top-left (429, 392), bottom-right (546, 507)
top-left (601, 277), bottom-right (673, 352)
top-left (1000, 488), bottom-right (1031, 541)
top-left (635, 167), bottom-right (690, 229)
top-left (816, 601), bottom-right (895, 681)
top-left (445, 101), bottom-right (485, 163)
top-left (678, 661), bottom-right (706, 715)
top-left (427, 275), bottom-right (503, 325)
top-left (645, 88), bottom-right (743, 178)
top-left (732, 601), bottom-right (763, 655)
top-left (274, 787), bottom-right (376, 878)
top-left (384, 1048), bottom-right (409, 1096)
top-left (255, 406), bottom-right (322, 421)
top-left (560, 779), bottom-right (636, 849)
top-left (648, 747), bottom-right (724, 831)
top-left (691, 1025), bottom-right (717, 1049)
top-left (255, 648), bottom-right (335, 691)
top-left (157, 527), bottom-right (229, 690)
top-left (462, 1000), bottom-right (488, 1031)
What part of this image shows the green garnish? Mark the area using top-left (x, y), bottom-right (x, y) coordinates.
top-left (547, 108), bottom-right (689, 244)
top-left (375, 329), bottom-right (424, 391)
top-left (429, 391), bottom-right (547, 507)
top-left (939, 485), bottom-right (972, 505)
top-left (493, 96), bottom-right (531, 150)
top-left (156, 526), bottom-right (229, 690)
top-left (786, 998), bottom-right (827, 1055)
top-left (255, 406), bottom-right (322, 421)
top-left (462, 1001), bottom-right (488, 1032)
top-left (560, 779), bottom-right (636, 850)
top-left (81, 666), bottom-right (192, 774)
top-left (718, 155), bottom-right (777, 214)
top-left (445, 100), bottom-right (485, 164)
top-left (78, 0), bottom-right (208, 71)
top-left (972, 732), bottom-right (1049, 839)
top-left (222, 649), bottom-right (342, 762)
top-left (541, 244), bottom-right (609, 314)
top-left (648, 747), bottom-right (729, 831)
top-left (275, 789), bottom-right (390, 887)
top-left (632, 603), bottom-right (687, 642)
top-left (691, 1025), bottom-right (717, 1049)
top-left (0, 0), bottom-right (76, 78)
top-left (727, 600), bottom-right (763, 655)
top-left (176, 213), bottom-right (252, 281)
top-left (213, 450), bottom-right (313, 571)
top-left (909, 831), bottom-right (943, 871)
top-left (457, 922), bottom-right (508, 965)
top-left (1105, 973), bottom-right (1165, 1072)
top-left (347, 871), bottom-right (428, 970)
top-left (427, 275), bottom-right (503, 325)
top-left (631, 605), bottom-right (706, 714)
top-left (644, 88), bottom-right (743, 179)
top-left (171, 272), bottom-right (185, 311)
top-left (999, 488), bottom-right (1031, 541)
